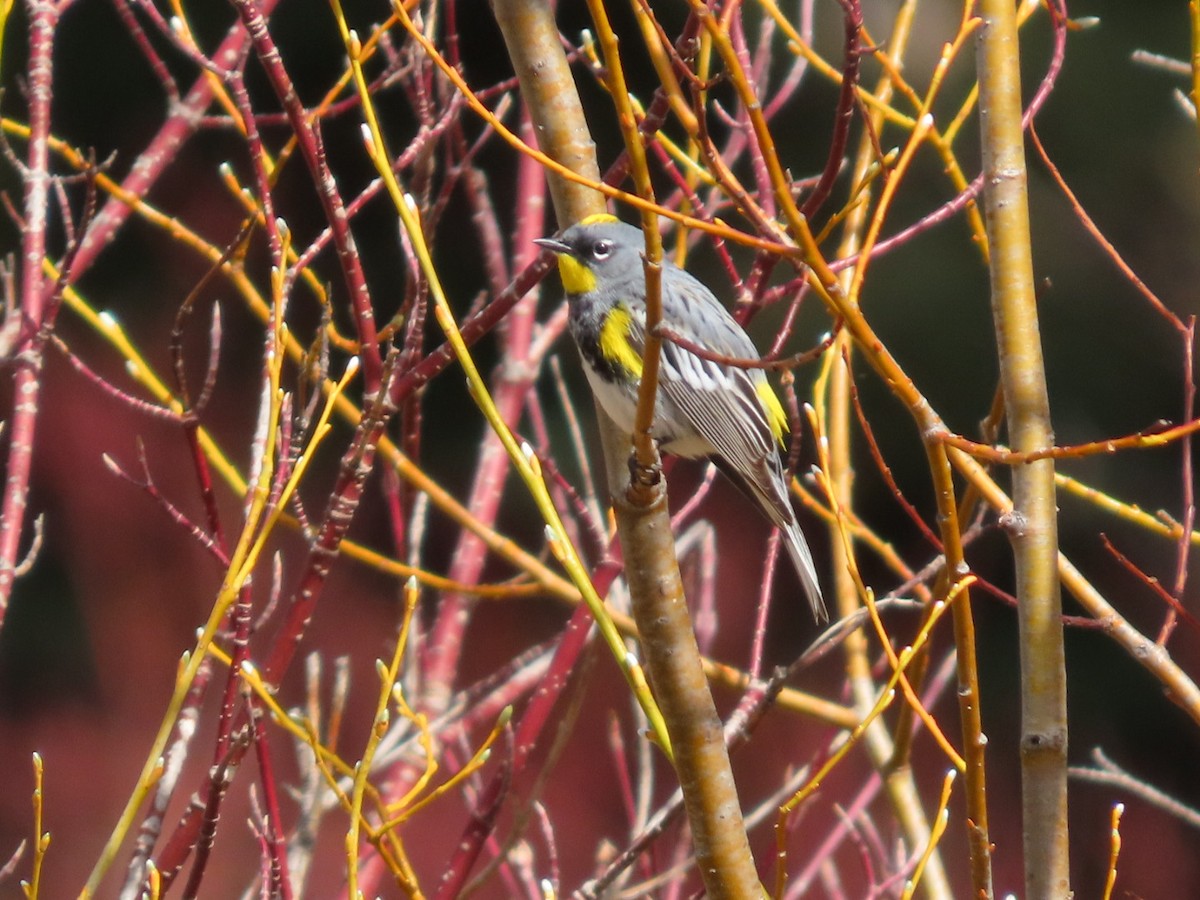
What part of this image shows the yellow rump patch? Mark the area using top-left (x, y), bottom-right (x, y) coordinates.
top-left (757, 380), bottom-right (789, 447)
top-left (599, 305), bottom-right (644, 378)
top-left (579, 213), bottom-right (619, 226)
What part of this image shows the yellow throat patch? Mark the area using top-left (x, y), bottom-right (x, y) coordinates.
top-left (555, 254), bottom-right (595, 295)
top-left (599, 305), bottom-right (644, 378)
top-left (555, 214), bottom-right (618, 294)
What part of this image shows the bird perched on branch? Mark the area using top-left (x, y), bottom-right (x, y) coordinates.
top-left (536, 215), bottom-right (825, 621)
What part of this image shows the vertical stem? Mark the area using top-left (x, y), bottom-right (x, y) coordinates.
top-left (421, 117), bottom-right (549, 713)
top-left (825, 3), bottom-right (951, 895)
top-left (0, 0), bottom-right (64, 623)
top-left (926, 441), bottom-right (993, 899)
top-left (491, 0), bottom-right (603, 225)
top-left (493, 2), bottom-right (762, 894)
top-left (613, 488), bottom-right (764, 900)
top-left (230, 0), bottom-right (382, 392)
top-left (1191, 2), bottom-right (1200, 154)
top-left (976, 2), bottom-right (1069, 897)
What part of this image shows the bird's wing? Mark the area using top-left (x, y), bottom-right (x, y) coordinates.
top-left (653, 273), bottom-right (795, 526)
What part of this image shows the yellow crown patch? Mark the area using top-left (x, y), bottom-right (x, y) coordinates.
top-left (579, 212), bottom-right (620, 227)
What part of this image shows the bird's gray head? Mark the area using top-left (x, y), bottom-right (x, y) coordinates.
top-left (534, 215), bottom-right (647, 295)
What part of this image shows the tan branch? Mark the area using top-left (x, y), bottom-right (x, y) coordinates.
top-left (976, 2), bottom-right (1068, 897)
top-left (493, 1), bottom-right (764, 895)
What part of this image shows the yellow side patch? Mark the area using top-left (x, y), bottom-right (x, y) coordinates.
top-left (556, 254), bottom-right (596, 295)
top-left (757, 380), bottom-right (789, 446)
top-left (579, 212), bottom-right (619, 226)
top-left (599, 305), bottom-right (644, 378)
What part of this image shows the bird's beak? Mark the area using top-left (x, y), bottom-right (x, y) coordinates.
top-left (534, 237), bottom-right (571, 255)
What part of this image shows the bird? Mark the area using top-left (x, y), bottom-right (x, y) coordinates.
top-left (535, 214), bottom-right (825, 620)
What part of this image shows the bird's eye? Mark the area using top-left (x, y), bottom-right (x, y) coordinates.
top-left (590, 240), bottom-right (612, 260)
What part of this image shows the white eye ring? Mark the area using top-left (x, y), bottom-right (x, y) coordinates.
top-left (591, 240), bottom-right (612, 260)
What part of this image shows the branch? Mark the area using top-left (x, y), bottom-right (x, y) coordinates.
top-left (977, 2), bottom-right (1068, 896)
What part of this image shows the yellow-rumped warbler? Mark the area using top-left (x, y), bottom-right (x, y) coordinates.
top-left (536, 215), bottom-right (826, 621)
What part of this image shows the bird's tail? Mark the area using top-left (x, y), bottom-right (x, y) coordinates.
top-left (783, 518), bottom-right (826, 622)
top-left (711, 455), bottom-right (827, 621)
